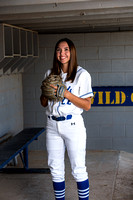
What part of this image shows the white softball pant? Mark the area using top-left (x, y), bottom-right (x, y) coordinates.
top-left (46, 114), bottom-right (88, 183)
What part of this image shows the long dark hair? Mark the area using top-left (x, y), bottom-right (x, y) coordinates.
top-left (51, 38), bottom-right (78, 82)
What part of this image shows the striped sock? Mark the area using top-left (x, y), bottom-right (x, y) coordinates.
top-left (53, 181), bottom-right (65, 199)
top-left (77, 179), bottom-right (89, 200)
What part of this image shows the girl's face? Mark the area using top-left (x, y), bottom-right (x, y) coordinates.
top-left (56, 41), bottom-right (71, 66)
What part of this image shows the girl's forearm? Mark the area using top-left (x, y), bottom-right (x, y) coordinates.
top-left (64, 90), bottom-right (91, 111)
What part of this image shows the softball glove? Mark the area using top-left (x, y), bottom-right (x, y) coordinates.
top-left (41, 74), bottom-right (67, 101)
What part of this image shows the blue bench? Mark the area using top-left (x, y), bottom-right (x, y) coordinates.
top-left (0, 127), bottom-right (50, 173)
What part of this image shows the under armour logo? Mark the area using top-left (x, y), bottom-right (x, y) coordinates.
top-left (71, 122), bottom-right (75, 125)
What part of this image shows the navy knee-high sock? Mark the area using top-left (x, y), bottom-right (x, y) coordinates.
top-left (77, 179), bottom-right (89, 200)
top-left (53, 181), bottom-right (65, 200)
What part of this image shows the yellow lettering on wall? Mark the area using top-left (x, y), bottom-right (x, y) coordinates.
top-left (115, 91), bottom-right (120, 104)
top-left (98, 92), bottom-right (103, 104)
top-left (91, 89), bottom-right (127, 106)
top-left (105, 91), bottom-right (111, 104)
top-left (121, 92), bottom-right (126, 104)
top-left (111, 99), bottom-right (115, 104)
top-left (131, 93), bottom-right (133, 102)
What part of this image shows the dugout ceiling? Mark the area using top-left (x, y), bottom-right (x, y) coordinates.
top-left (1, 0), bottom-right (133, 34)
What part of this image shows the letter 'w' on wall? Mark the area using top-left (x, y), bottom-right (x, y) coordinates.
top-left (91, 86), bottom-right (133, 106)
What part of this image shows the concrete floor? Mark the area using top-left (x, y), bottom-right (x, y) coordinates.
top-left (0, 150), bottom-right (133, 200)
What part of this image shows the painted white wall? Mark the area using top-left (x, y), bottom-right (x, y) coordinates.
top-left (22, 32), bottom-right (133, 152)
top-left (0, 74), bottom-right (23, 137)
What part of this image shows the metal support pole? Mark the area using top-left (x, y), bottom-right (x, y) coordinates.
top-left (23, 146), bottom-right (28, 169)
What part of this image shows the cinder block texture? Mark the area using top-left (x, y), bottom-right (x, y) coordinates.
top-left (112, 59), bottom-right (133, 72)
top-left (0, 74), bottom-right (23, 137)
top-left (85, 33), bottom-right (110, 46)
top-left (22, 32), bottom-right (133, 152)
top-left (99, 46), bottom-right (124, 59)
top-left (99, 73), bottom-right (125, 86)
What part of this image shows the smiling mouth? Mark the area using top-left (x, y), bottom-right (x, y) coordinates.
top-left (60, 58), bottom-right (67, 62)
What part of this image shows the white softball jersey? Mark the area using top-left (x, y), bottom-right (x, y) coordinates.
top-left (44, 66), bottom-right (93, 117)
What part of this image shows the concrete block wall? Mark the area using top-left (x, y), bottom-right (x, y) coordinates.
top-left (23, 32), bottom-right (133, 152)
top-left (0, 74), bottom-right (23, 137)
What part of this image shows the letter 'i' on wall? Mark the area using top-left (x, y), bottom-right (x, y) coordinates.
top-left (91, 87), bottom-right (133, 106)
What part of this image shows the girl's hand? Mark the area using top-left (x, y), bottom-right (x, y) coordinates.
top-left (40, 95), bottom-right (48, 107)
top-left (50, 84), bottom-right (58, 96)
top-left (50, 84), bottom-right (68, 98)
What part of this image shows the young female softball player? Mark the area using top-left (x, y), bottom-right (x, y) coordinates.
top-left (40, 38), bottom-right (93, 200)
